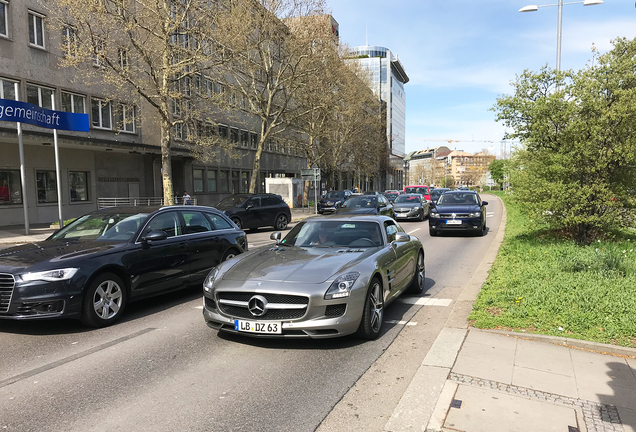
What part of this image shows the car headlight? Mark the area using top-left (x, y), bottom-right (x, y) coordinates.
top-left (325, 272), bottom-right (360, 300)
top-left (430, 212), bottom-right (440, 218)
top-left (203, 267), bottom-right (219, 293)
top-left (20, 268), bottom-right (79, 282)
top-left (469, 212), bottom-right (481, 218)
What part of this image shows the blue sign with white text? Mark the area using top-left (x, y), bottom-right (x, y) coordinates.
top-left (0, 98), bottom-right (89, 132)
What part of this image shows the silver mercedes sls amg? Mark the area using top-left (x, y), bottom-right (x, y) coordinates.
top-left (202, 215), bottom-right (425, 339)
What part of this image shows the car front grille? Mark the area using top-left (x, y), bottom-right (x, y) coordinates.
top-left (325, 304), bottom-right (346, 317)
top-left (439, 213), bottom-right (470, 218)
top-left (0, 274), bottom-right (15, 313)
top-left (217, 291), bottom-right (309, 320)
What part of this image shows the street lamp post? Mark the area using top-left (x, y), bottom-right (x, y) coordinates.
top-left (519, 0), bottom-right (603, 71)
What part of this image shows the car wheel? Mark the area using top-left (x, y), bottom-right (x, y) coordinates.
top-left (429, 227), bottom-right (437, 236)
top-left (408, 251), bottom-right (425, 294)
top-left (223, 248), bottom-right (240, 261)
top-left (275, 214), bottom-right (289, 230)
top-left (480, 222), bottom-right (487, 236)
top-left (231, 217), bottom-right (242, 229)
top-left (80, 272), bottom-right (127, 327)
top-left (419, 210), bottom-right (424, 222)
top-left (356, 277), bottom-right (384, 340)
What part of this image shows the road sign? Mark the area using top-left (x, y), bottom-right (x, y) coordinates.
top-left (301, 168), bottom-right (321, 181)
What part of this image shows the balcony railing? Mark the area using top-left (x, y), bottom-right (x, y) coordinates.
top-left (97, 197), bottom-right (197, 209)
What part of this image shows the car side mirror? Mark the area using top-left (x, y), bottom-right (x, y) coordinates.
top-left (394, 232), bottom-right (410, 243)
top-left (245, 205), bottom-right (253, 210)
top-left (482, 201), bottom-right (488, 206)
top-left (270, 231), bottom-right (282, 244)
top-left (143, 230), bottom-right (168, 244)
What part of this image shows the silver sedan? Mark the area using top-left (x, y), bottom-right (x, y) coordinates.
top-left (202, 215), bottom-right (425, 339)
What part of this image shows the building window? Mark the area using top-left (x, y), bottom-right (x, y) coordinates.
top-left (118, 48), bottom-right (128, 69)
top-left (219, 170), bottom-right (228, 192)
top-left (0, 169), bottom-right (22, 204)
top-left (207, 170), bottom-right (217, 192)
top-left (250, 133), bottom-right (258, 150)
top-left (91, 99), bottom-right (112, 129)
top-left (218, 125), bottom-right (228, 139)
top-left (28, 10), bottom-right (45, 48)
top-left (62, 26), bottom-right (77, 57)
top-left (61, 92), bottom-right (86, 114)
top-left (116, 104), bottom-right (135, 133)
top-left (69, 171), bottom-right (88, 202)
top-left (241, 171), bottom-right (249, 193)
top-left (36, 170), bottom-right (57, 203)
top-left (230, 128), bottom-right (238, 145)
top-left (0, 77), bottom-right (16, 100)
top-left (173, 123), bottom-right (183, 140)
top-left (193, 168), bottom-right (204, 193)
top-left (93, 39), bottom-right (105, 66)
top-left (27, 84), bottom-right (54, 109)
top-left (240, 130), bottom-right (248, 148)
top-left (231, 171), bottom-right (239, 193)
top-left (0, 1), bottom-right (9, 38)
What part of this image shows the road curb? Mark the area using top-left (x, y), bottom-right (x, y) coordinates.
top-left (478, 329), bottom-right (636, 359)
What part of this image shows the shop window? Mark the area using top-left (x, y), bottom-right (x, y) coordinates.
top-left (207, 170), bottom-right (217, 192)
top-left (69, 171), bottom-right (88, 202)
top-left (193, 168), bottom-right (204, 193)
top-left (28, 10), bottom-right (45, 48)
top-left (0, 169), bottom-right (22, 204)
top-left (36, 170), bottom-right (57, 203)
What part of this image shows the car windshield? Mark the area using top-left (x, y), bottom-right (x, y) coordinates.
top-left (49, 212), bottom-right (149, 242)
top-left (405, 187), bottom-right (428, 195)
top-left (341, 196), bottom-right (378, 208)
top-left (437, 193), bottom-right (478, 205)
top-left (216, 195), bottom-right (249, 210)
top-left (326, 191), bottom-right (345, 199)
top-left (395, 195), bottom-right (421, 204)
top-left (281, 220), bottom-right (384, 248)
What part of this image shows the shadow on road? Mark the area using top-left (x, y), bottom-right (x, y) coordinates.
top-left (597, 361), bottom-right (636, 431)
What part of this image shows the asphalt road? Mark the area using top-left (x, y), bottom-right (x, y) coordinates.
top-left (0, 195), bottom-right (503, 432)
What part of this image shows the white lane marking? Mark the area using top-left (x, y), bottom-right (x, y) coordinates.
top-left (408, 228), bottom-right (420, 234)
top-left (400, 297), bottom-right (453, 307)
top-left (385, 320), bottom-right (418, 326)
top-left (194, 306), bottom-right (203, 309)
top-left (487, 212), bottom-right (495, 218)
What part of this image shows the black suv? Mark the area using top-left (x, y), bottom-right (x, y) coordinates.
top-left (318, 190), bottom-right (352, 214)
top-left (216, 193), bottom-right (291, 230)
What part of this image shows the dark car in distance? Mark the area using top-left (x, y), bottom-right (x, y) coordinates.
top-left (318, 190), bottom-right (352, 214)
top-left (335, 195), bottom-right (395, 219)
top-left (429, 191), bottom-right (488, 236)
top-left (0, 206), bottom-right (247, 327)
top-left (393, 194), bottom-right (429, 221)
top-left (430, 188), bottom-right (450, 204)
top-left (382, 191), bottom-right (399, 203)
top-left (216, 193), bottom-right (291, 230)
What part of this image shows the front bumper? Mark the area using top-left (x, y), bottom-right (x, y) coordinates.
top-left (202, 280), bottom-right (366, 338)
top-left (429, 217), bottom-right (482, 231)
top-left (317, 203), bottom-right (339, 213)
top-left (0, 273), bottom-right (83, 320)
top-left (394, 209), bottom-right (422, 220)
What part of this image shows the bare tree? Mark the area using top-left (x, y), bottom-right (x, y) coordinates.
top-left (211, 0), bottom-right (327, 193)
top-left (48, 0), bottom-right (231, 205)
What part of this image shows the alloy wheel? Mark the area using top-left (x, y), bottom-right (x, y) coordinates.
top-left (93, 280), bottom-right (123, 320)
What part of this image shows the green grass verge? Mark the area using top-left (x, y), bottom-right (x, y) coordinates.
top-left (470, 192), bottom-right (636, 347)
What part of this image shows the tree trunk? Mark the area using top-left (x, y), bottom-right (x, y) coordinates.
top-left (161, 117), bottom-right (174, 205)
top-left (249, 120), bottom-right (268, 193)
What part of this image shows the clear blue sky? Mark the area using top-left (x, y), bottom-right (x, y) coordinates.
top-left (328, 0), bottom-right (636, 157)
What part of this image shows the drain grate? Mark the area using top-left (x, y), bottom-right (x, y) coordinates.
top-left (450, 399), bottom-right (462, 409)
top-left (568, 427), bottom-right (580, 432)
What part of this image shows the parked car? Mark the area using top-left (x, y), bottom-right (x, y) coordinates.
top-left (202, 215), bottom-right (425, 339)
top-left (335, 195), bottom-right (395, 219)
top-left (382, 191), bottom-right (399, 203)
top-left (362, 191), bottom-right (381, 195)
top-left (216, 193), bottom-right (291, 230)
top-left (0, 206), bottom-right (247, 327)
top-left (430, 188), bottom-right (450, 204)
top-left (403, 185), bottom-right (431, 201)
top-left (428, 190), bottom-right (488, 236)
top-left (318, 190), bottom-right (352, 214)
top-left (393, 194), bottom-right (429, 221)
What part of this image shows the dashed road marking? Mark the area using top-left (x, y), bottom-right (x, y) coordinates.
top-left (408, 228), bottom-right (420, 234)
top-left (385, 320), bottom-right (418, 326)
top-left (194, 306), bottom-right (203, 310)
top-left (400, 297), bottom-right (453, 306)
top-left (487, 212), bottom-right (495, 218)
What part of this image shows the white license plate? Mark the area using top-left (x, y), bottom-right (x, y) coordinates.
top-left (446, 220), bottom-right (462, 225)
top-left (235, 320), bottom-right (282, 334)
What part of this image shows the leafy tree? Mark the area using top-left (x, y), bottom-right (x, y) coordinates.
top-left (488, 159), bottom-right (506, 186)
top-left (494, 37), bottom-right (636, 244)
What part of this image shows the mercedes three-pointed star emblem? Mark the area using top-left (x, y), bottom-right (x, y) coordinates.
top-left (248, 295), bottom-right (267, 317)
